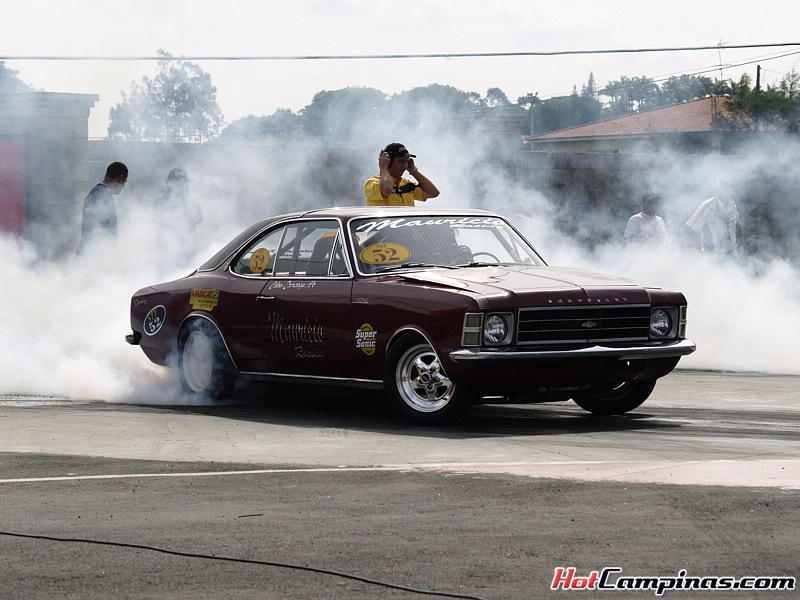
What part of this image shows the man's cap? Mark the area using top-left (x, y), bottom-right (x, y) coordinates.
top-left (167, 168), bottom-right (188, 182)
top-left (642, 192), bottom-right (661, 203)
top-left (383, 143), bottom-right (416, 159)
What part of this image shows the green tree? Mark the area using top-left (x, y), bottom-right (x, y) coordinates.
top-left (517, 92), bottom-right (541, 108)
top-left (524, 75), bottom-right (601, 134)
top-left (484, 87), bottom-right (511, 108)
top-left (711, 78), bottom-right (733, 96)
top-left (779, 68), bottom-right (800, 101)
top-left (660, 74), bottom-right (715, 104)
top-left (107, 50), bottom-right (224, 142)
top-left (0, 61), bottom-right (32, 93)
top-left (531, 93), bottom-right (600, 133)
top-left (577, 74), bottom-right (602, 123)
top-left (581, 72), bottom-right (598, 99)
top-left (219, 109), bottom-right (304, 143)
top-left (715, 74), bottom-right (798, 132)
top-left (389, 84), bottom-right (481, 123)
top-left (300, 87), bottom-right (387, 143)
top-left (602, 75), bottom-right (660, 116)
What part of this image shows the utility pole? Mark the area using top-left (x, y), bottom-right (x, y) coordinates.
top-left (756, 65), bottom-right (761, 92)
top-left (522, 92), bottom-right (540, 135)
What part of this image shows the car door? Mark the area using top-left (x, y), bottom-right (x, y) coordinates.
top-left (255, 219), bottom-right (353, 378)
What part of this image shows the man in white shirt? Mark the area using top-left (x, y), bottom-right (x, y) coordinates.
top-left (685, 177), bottom-right (743, 254)
top-left (624, 192), bottom-right (671, 247)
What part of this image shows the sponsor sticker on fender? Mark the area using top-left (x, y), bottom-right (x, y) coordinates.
top-left (190, 288), bottom-right (219, 311)
top-left (356, 323), bottom-right (377, 356)
top-left (143, 305), bottom-right (166, 336)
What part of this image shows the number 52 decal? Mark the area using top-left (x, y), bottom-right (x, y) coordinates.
top-left (359, 242), bottom-right (411, 265)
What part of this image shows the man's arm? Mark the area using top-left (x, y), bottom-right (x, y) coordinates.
top-left (407, 157), bottom-right (439, 199)
top-left (378, 151), bottom-right (394, 199)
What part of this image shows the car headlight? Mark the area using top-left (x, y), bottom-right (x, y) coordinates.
top-left (483, 314), bottom-right (508, 344)
top-left (649, 308), bottom-right (673, 337)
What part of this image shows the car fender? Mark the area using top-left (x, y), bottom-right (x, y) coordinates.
top-left (385, 325), bottom-right (438, 358)
top-left (178, 312), bottom-right (239, 371)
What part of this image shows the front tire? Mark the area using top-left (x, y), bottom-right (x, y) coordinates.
top-left (178, 320), bottom-right (237, 400)
top-left (571, 379), bottom-right (657, 415)
top-left (384, 335), bottom-right (473, 424)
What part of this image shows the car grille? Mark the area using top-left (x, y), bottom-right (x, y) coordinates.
top-left (517, 305), bottom-right (651, 344)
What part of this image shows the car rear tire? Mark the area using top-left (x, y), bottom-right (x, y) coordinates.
top-left (384, 335), bottom-right (473, 425)
top-left (571, 378), bottom-right (657, 415)
top-left (178, 320), bottom-right (237, 400)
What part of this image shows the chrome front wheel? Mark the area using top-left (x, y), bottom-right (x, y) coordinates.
top-left (384, 336), bottom-right (473, 424)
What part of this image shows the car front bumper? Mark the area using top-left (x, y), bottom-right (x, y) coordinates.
top-left (449, 338), bottom-right (696, 363)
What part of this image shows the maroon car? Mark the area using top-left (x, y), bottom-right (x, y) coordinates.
top-left (126, 207), bottom-right (695, 424)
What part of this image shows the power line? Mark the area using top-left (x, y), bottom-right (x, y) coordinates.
top-left (2, 42), bottom-right (800, 62)
top-left (537, 49), bottom-right (800, 101)
top-left (612, 49), bottom-right (800, 89)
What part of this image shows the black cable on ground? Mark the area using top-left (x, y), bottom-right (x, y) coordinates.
top-left (1, 531), bottom-right (489, 600)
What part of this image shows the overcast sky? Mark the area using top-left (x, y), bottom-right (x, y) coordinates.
top-left (3, 0), bottom-right (800, 137)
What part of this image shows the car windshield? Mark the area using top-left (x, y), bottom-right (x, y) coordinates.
top-left (349, 215), bottom-right (546, 274)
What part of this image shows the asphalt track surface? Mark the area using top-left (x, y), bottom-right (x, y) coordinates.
top-left (0, 369), bottom-right (798, 599)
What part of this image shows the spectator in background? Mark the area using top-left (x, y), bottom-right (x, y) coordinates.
top-left (364, 143), bottom-right (440, 206)
top-left (155, 167), bottom-right (203, 268)
top-left (76, 161), bottom-right (128, 254)
top-left (685, 176), bottom-right (743, 255)
top-left (623, 192), bottom-right (671, 247)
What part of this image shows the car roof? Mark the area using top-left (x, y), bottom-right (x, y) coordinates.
top-left (238, 206), bottom-right (499, 236)
top-left (294, 206), bottom-right (498, 220)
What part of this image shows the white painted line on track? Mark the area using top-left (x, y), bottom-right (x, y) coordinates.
top-left (0, 399), bottom-right (91, 407)
top-left (0, 466), bottom-right (409, 484)
top-left (1, 460), bottom-right (798, 489)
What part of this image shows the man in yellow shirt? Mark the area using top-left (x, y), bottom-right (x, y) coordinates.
top-left (364, 143), bottom-right (440, 206)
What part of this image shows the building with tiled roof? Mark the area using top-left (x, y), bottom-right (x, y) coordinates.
top-left (524, 96), bottom-right (728, 154)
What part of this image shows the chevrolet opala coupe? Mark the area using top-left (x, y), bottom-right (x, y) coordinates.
top-left (127, 207), bottom-right (695, 424)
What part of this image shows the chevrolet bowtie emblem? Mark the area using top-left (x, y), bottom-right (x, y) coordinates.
top-left (581, 321), bottom-right (598, 328)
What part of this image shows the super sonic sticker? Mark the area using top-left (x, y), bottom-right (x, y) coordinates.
top-left (144, 305), bottom-right (166, 336)
top-left (356, 323), bottom-right (377, 356)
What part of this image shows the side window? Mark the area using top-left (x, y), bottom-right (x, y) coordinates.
top-left (305, 232), bottom-right (348, 277)
top-left (232, 220), bottom-right (348, 278)
top-left (329, 238), bottom-right (348, 276)
top-left (231, 227), bottom-right (285, 276)
top-left (274, 220), bottom-right (345, 277)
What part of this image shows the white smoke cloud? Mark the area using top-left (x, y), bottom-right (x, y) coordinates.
top-left (1, 232), bottom-right (156, 400)
top-left (0, 165), bottom-right (247, 404)
top-left (578, 244), bottom-right (800, 374)
top-left (2, 122), bottom-right (799, 407)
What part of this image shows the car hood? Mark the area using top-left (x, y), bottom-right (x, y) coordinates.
top-left (395, 265), bottom-right (652, 296)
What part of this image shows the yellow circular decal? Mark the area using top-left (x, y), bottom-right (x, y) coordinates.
top-left (360, 242), bottom-right (411, 265)
top-left (249, 248), bottom-right (271, 273)
top-left (356, 323), bottom-right (378, 356)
